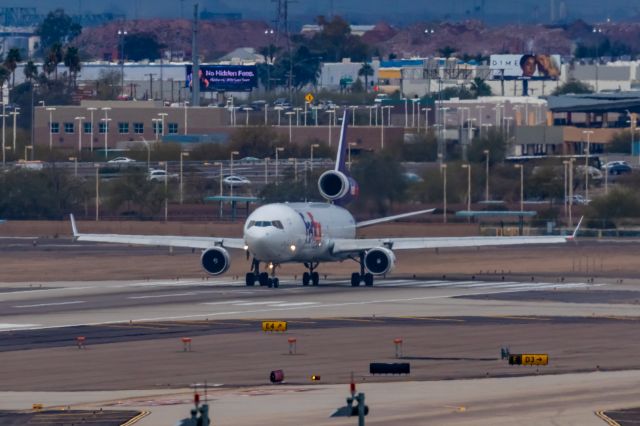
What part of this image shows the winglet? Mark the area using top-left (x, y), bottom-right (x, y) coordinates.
top-left (568, 216), bottom-right (584, 240)
top-left (70, 213), bottom-right (79, 238)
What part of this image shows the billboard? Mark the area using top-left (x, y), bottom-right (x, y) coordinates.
top-left (186, 65), bottom-right (258, 92)
top-left (490, 54), bottom-right (561, 80)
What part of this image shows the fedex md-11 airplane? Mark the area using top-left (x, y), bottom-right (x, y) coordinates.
top-left (71, 112), bottom-right (577, 288)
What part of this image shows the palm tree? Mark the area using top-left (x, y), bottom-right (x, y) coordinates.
top-left (45, 43), bottom-right (63, 79)
top-left (4, 48), bottom-right (21, 88)
top-left (0, 65), bottom-right (11, 90)
top-left (23, 60), bottom-right (38, 82)
top-left (358, 62), bottom-right (374, 93)
top-left (470, 77), bottom-right (492, 97)
top-left (64, 46), bottom-right (81, 87)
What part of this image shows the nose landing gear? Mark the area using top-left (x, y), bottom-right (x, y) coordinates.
top-left (246, 259), bottom-right (279, 288)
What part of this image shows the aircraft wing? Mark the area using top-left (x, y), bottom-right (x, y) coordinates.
top-left (355, 209), bottom-right (435, 228)
top-left (70, 214), bottom-right (245, 250)
top-left (331, 234), bottom-right (571, 254)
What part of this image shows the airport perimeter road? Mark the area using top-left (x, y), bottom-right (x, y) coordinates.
top-left (0, 277), bottom-right (639, 330)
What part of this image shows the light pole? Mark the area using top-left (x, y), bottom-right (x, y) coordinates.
top-left (243, 107), bottom-right (252, 126)
top-left (10, 107), bottom-right (19, 151)
top-left (87, 107), bottom-right (97, 152)
top-left (264, 157), bottom-right (269, 184)
top-left (402, 97), bottom-right (408, 128)
top-left (158, 112), bottom-right (168, 136)
top-left (476, 105), bottom-right (484, 133)
top-left (183, 101), bottom-right (189, 135)
top-left (326, 109), bottom-right (335, 146)
top-left (275, 147), bottom-right (284, 185)
top-left (213, 161), bottom-right (223, 195)
top-left (24, 145), bottom-right (32, 161)
top-left (310, 143), bottom-right (319, 172)
top-left (69, 156), bottom-right (78, 177)
top-left (230, 150), bottom-right (239, 197)
top-left (275, 106), bottom-right (283, 126)
top-left (348, 142), bottom-right (357, 170)
top-left (46, 107), bottom-right (56, 150)
top-left (483, 149), bottom-right (490, 201)
top-left (264, 104), bottom-right (269, 126)
top-left (75, 116), bottom-right (85, 153)
top-left (422, 107), bottom-right (431, 132)
top-left (562, 160), bottom-right (569, 221)
top-left (140, 137), bottom-right (151, 170)
top-left (286, 111), bottom-right (295, 143)
top-left (441, 163), bottom-right (447, 223)
top-left (118, 29), bottom-right (127, 96)
top-left (162, 161), bottom-right (168, 222)
top-left (514, 164), bottom-right (524, 212)
top-left (411, 98), bottom-right (419, 128)
top-left (568, 158), bottom-right (575, 227)
top-left (101, 107), bottom-right (111, 159)
top-left (294, 107), bottom-right (302, 126)
top-left (381, 106), bottom-right (393, 150)
top-left (152, 118), bottom-right (161, 141)
top-left (350, 105), bottom-right (357, 126)
top-left (0, 109), bottom-right (6, 165)
top-left (582, 130), bottom-right (594, 201)
top-left (461, 164), bottom-right (471, 214)
top-left (179, 151), bottom-right (189, 204)
top-left (95, 163), bottom-right (100, 221)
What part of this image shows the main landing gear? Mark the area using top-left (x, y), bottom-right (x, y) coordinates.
top-left (350, 252), bottom-right (374, 287)
top-left (302, 262), bottom-right (320, 286)
top-left (245, 259), bottom-right (279, 288)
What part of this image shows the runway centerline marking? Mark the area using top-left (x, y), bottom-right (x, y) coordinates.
top-left (13, 301), bottom-right (86, 309)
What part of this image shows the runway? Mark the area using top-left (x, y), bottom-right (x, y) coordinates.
top-left (0, 276), bottom-right (635, 332)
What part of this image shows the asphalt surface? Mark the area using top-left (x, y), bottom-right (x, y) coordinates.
top-left (0, 410), bottom-right (140, 426)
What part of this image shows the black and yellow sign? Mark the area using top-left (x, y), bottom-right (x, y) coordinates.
top-left (262, 321), bottom-right (287, 332)
top-left (311, 375), bottom-right (321, 381)
top-left (32, 404), bottom-right (44, 411)
top-left (509, 354), bottom-right (548, 366)
top-left (305, 93), bottom-right (314, 103)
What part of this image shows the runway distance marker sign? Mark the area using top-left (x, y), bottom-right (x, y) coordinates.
top-left (262, 321), bottom-right (287, 332)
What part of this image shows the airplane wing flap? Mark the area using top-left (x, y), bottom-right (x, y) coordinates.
top-left (74, 233), bottom-right (246, 250)
top-left (332, 235), bottom-right (569, 254)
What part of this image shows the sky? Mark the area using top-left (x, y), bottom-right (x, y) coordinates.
top-left (17, 0), bottom-right (636, 25)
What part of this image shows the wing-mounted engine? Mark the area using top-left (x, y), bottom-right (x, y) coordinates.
top-left (317, 170), bottom-right (359, 204)
top-left (200, 247), bottom-right (230, 275)
top-left (364, 247), bottom-right (396, 275)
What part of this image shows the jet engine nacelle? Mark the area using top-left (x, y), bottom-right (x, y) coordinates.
top-left (200, 247), bottom-right (230, 275)
top-left (318, 170), bottom-right (359, 203)
top-left (364, 247), bottom-right (396, 275)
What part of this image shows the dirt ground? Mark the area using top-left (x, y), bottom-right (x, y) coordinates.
top-left (1, 220), bottom-right (639, 282)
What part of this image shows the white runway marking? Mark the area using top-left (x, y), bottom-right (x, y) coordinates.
top-left (13, 301), bottom-right (86, 309)
top-left (201, 300), bottom-right (248, 305)
top-left (232, 301), bottom-right (285, 306)
top-left (0, 323), bottom-right (41, 329)
top-left (128, 292), bottom-right (197, 300)
top-left (268, 302), bottom-right (319, 307)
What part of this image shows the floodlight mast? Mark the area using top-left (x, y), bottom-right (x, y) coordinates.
top-left (191, 3), bottom-right (200, 107)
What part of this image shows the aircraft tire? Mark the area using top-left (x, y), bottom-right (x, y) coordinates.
top-left (259, 272), bottom-right (269, 286)
top-left (245, 272), bottom-right (256, 286)
top-left (302, 272), bottom-right (310, 286)
top-left (273, 278), bottom-right (279, 288)
top-left (311, 272), bottom-right (320, 286)
top-left (351, 272), bottom-right (361, 287)
top-left (364, 273), bottom-right (374, 287)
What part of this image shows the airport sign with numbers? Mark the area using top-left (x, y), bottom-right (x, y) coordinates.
top-left (262, 321), bottom-right (287, 332)
top-left (509, 354), bottom-right (548, 365)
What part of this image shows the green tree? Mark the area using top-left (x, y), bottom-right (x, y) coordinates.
top-left (358, 63), bottom-right (374, 93)
top-left (95, 69), bottom-right (121, 100)
top-left (303, 15), bottom-right (370, 62)
top-left (63, 46), bottom-right (82, 87)
top-left (469, 77), bottom-right (492, 97)
top-left (229, 126), bottom-right (286, 158)
top-left (104, 169), bottom-right (166, 217)
top-left (43, 43), bottom-right (64, 79)
top-left (23, 60), bottom-right (38, 82)
top-left (437, 46), bottom-right (457, 58)
top-left (608, 130), bottom-right (631, 154)
top-left (551, 79), bottom-right (593, 95)
top-left (468, 128), bottom-right (507, 164)
top-left (587, 187), bottom-right (640, 227)
top-left (36, 9), bottom-right (82, 50)
top-left (4, 48), bottom-right (21, 88)
top-left (123, 33), bottom-right (165, 61)
top-left (351, 152), bottom-right (407, 215)
top-left (0, 65), bottom-right (10, 89)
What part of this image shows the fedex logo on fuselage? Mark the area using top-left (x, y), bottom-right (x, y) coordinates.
top-left (297, 211), bottom-right (322, 244)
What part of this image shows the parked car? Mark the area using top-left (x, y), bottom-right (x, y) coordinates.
top-left (148, 169), bottom-right (178, 182)
top-left (223, 175), bottom-right (251, 186)
top-left (604, 162), bottom-right (632, 175)
top-left (108, 156), bottom-right (136, 163)
top-left (566, 195), bottom-right (591, 205)
top-left (602, 160), bottom-right (629, 169)
top-left (575, 165), bottom-right (603, 180)
top-left (402, 172), bottom-right (424, 183)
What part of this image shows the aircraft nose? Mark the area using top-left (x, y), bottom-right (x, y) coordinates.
top-left (244, 227), bottom-right (291, 261)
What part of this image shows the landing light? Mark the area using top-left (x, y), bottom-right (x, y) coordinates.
top-left (290, 244), bottom-right (296, 252)
top-left (268, 263), bottom-right (274, 270)
top-left (243, 244), bottom-right (249, 251)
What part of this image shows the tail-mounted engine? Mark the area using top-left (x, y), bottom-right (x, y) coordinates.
top-left (318, 170), bottom-right (359, 204)
top-left (201, 247), bottom-right (230, 275)
top-left (364, 247), bottom-right (396, 275)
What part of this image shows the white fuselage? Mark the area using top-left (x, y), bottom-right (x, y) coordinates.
top-left (243, 202), bottom-right (356, 263)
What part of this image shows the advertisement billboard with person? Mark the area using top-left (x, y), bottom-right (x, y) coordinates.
top-left (186, 65), bottom-right (258, 92)
top-left (490, 54), bottom-right (561, 80)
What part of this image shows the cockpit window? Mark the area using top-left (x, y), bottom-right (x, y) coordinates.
top-left (246, 220), bottom-right (284, 230)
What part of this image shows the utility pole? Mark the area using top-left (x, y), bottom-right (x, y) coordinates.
top-left (145, 73), bottom-right (156, 100)
top-left (191, 3), bottom-right (200, 107)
